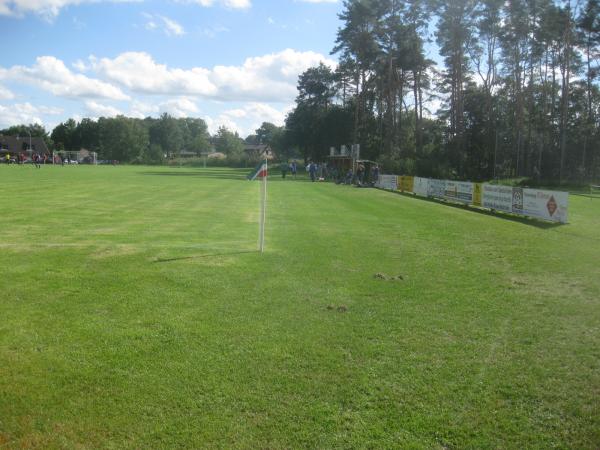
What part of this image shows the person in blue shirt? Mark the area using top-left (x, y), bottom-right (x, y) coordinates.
top-left (280, 161), bottom-right (288, 179)
top-left (309, 162), bottom-right (317, 182)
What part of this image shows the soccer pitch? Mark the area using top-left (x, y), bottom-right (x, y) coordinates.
top-left (1, 165), bottom-right (599, 448)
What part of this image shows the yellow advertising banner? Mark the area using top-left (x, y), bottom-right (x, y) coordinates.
top-left (398, 176), bottom-right (414, 193)
top-left (473, 183), bottom-right (482, 206)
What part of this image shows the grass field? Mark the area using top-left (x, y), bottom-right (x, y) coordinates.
top-left (1, 165), bottom-right (599, 449)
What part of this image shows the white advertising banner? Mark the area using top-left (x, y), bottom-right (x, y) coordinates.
top-left (428, 179), bottom-right (446, 198)
top-left (377, 174), bottom-right (397, 191)
top-left (444, 181), bottom-right (473, 204)
top-left (513, 188), bottom-right (569, 223)
top-left (377, 174), bottom-right (569, 223)
top-left (413, 177), bottom-right (429, 197)
top-left (482, 184), bottom-right (513, 213)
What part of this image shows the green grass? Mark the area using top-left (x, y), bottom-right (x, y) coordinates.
top-left (1, 165), bottom-right (599, 449)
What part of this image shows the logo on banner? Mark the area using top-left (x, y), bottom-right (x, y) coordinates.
top-left (547, 195), bottom-right (557, 216)
top-left (512, 188), bottom-right (523, 211)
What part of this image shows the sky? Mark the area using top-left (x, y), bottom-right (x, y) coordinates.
top-left (0, 0), bottom-right (344, 137)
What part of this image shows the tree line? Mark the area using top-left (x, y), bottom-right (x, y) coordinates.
top-left (285, 0), bottom-right (600, 184)
top-left (1, 115), bottom-right (288, 166)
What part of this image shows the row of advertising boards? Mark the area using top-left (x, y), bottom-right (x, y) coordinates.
top-left (376, 175), bottom-right (569, 223)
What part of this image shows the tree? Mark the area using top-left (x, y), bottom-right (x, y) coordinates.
top-left (149, 113), bottom-right (183, 158)
top-left (179, 117), bottom-right (211, 155)
top-left (333, 0), bottom-right (381, 145)
top-left (51, 119), bottom-right (78, 151)
top-left (436, 0), bottom-right (478, 176)
top-left (98, 116), bottom-right (148, 162)
top-left (577, 0), bottom-right (600, 179)
top-left (296, 63), bottom-right (337, 110)
top-left (214, 126), bottom-right (244, 159)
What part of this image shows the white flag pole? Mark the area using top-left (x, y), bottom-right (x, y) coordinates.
top-left (259, 158), bottom-right (267, 253)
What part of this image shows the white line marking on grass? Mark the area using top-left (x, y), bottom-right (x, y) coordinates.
top-left (0, 242), bottom-right (254, 250)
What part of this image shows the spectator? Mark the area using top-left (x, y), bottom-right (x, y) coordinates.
top-left (356, 163), bottom-right (365, 185)
top-left (371, 165), bottom-right (380, 186)
top-left (345, 168), bottom-right (353, 184)
top-left (309, 162), bottom-right (317, 182)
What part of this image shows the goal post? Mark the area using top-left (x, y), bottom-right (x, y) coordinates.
top-left (53, 150), bottom-right (98, 165)
top-left (258, 159), bottom-right (267, 253)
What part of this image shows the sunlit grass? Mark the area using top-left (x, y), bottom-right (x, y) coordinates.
top-left (1, 165), bottom-right (599, 448)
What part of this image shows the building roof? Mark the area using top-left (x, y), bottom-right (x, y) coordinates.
top-left (0, 135), bottom-right (49, 154)
top-left (244, 143), bottom-right (275, 160)
top-left (244, 144), bottom-right (272, 154)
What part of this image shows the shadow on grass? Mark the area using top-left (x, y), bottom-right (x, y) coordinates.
top-left (139, 169), bottom-right (248, 181)
top-left (571, 192), bottom-right (600, 199)
top-left (139, 169), bottom-right (314, 182)
top-left (154, 249), bottom-right (257, 263)
top-left (385, 189), bottom-right (564, 229)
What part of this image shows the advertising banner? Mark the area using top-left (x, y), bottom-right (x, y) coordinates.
top-left (473, 183), bottom-right (483, 206)
top-left (428, 179), bottom-right (446, 198)
top-left (376, 174), bottom-right (569, 223)
top-left (413, 177), bottom-right (429, 197)
top-left (444, 181), bottom-right (473, 204)
top-left (398, 176), bottom-right (414, 193)
top-left (377, 174), bottom-right (397, 191)
top-left (515, 189), bottom-right (569, 223)
top-left (482, 184), bottom-right (513, 213)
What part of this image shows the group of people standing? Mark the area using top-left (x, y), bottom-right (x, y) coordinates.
top-left (279, 161), bottom-right (298, 179)
top-left (278, 160), bottom-right (380, 186)
top-left (2, 152), bottom-right (75, 168)
top-left (3, 152), bottom-right (45, 167)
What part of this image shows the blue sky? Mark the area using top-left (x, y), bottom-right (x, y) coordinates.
top-left (0, 0), bottom-right (344, 137)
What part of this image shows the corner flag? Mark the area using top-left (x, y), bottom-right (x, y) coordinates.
top-left (247, 161), bottom-right (268, 180)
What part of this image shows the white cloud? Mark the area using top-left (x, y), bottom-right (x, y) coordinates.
top-left (0, 0), bottom-right (143, 20)
top-left (179, 0), bottom-right (250, 9)
top-left (223, 0), bottom-right (250, 8)
top-left (209, 113), bottom-right (242, 135)
top-left (129, 100), bottom-right (159, 118)
top-left (85, 100), bottom-right (122, 117)
top-left (159, 97), bottom-right (198, 117)
top-left (91, 52), bottom-right (216, 96)
top-left (89, 49), bottom-right (336, 102)
top-left (296, 0), bottom-right (337, 3)
top-left (128, 97), bottom-right (198, 119)
top-left (200, 24), bottom-right (229, 38)
top-left (0, 84), bottom-right (15, 100)
top-left (161, 15), bottom-right (184, 36)
top-left (0, 102), bottom-right (62, 128)
top-left (211, 102), bottom-right (292, 136)
top-left (3, 56), bottom-right (130, 100)
top-left (143, 13), bottom-right (185, 36)
top-left (72, 59), bottom-right (89, 71)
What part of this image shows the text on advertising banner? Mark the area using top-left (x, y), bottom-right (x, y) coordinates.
top-left (377, 175), bottom-right (398, 191)
top-left (444, 181), bottom-right (473, 204)
top-left (482, 184), bottom-right (513, 213)
top-left (413, 177), bottom-right (429, 197)
top-left (516, 188), bottom-right (568, 223)
top-left (428, 179), bottom-right (446, 198)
